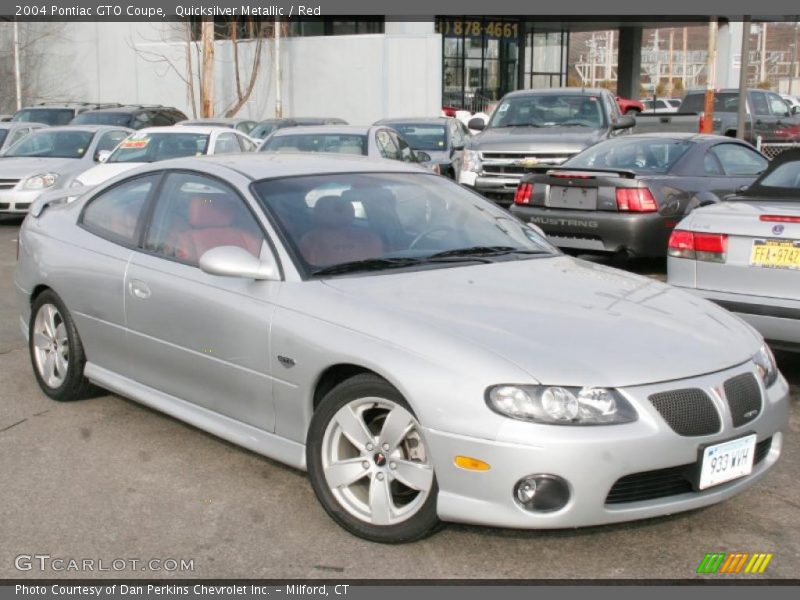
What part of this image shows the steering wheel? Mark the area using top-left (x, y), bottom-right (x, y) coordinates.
top-left (409, 226), bottom-right (457, 250)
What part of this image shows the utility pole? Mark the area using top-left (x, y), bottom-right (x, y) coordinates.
top-left (274, 17), bottom-right (283, 118)
top-left (13, 20), bottom-right (22, 110)
top-left (736, 16), bottom-right (751, 141)
top-left (682, 27), bottom-right (688, 90)
top-left (200, 19), bottom-right (214, 117)
top-left (759, 23), bottom-right (767, 84)
top-left (702, 17), bottom-right (718, 133)
top-left (668, 29), bottom-right (674, 95)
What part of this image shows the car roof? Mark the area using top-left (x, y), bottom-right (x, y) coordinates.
top-left (133, 152), bottom-right (426, 180)
top-left (27, 124), bottom-right (130, 133)
top-left (0, 121), bottom-right (47, 130)
top-left (502, 87), bottom-right (610, 98)
top-left (179, 118), bottom-right (252, 125)
top-left (375, 117), bottom-right (451, 125)
top-left (135, 126), bottom-right (225, 135)
top-left (268, 125), bottom-right (372, 136)
top-left (80, 106), bottom-right (176, 114)
top-left (614, 132), bottom-right (745, 143)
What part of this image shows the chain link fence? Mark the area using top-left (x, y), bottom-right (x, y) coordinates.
top-left (756, 139), bottom-right (800, 160)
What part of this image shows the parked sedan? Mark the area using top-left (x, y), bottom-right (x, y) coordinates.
top-left (0, 122), bottom-right (47, 153)
top-left (176, 117), bottom-right (258, 135)
top-left (0, 125), bottom-right (131, 214)
top-left (258, 125), bottom-right (432, 165)
top-left (73, 126), bottom-right (258, 187)
top-left (16, 153), bottom-right (788, 542)
top-left (668, 149), bottom-right (800, 351)
top-left (373, 117), bottom-right (471, 179)
top-left (510, 134), bottom-right (769, 258)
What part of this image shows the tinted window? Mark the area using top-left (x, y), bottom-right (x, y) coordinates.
top-left (750, 92), bottom-right (770, 116)
top-left (767, 93), bottom-right (790, 117)
top-left (391, 132), bottom-right (416, 162)
top-left (5, 130), bottom-right (94, 159)
top-left (151, 112), bottom-right (176, 127)
top-left (95, 130), bottom-right (130, 155)
top-left (680, 92), bottom-right (740, 114)
top-left (250, 121), bottom-right (284, 139)
top-left (7, 128), bottom-right (31, 147)
top-left (0, 130), bottom-right (7, 147)
top-left (565, 138), bottom-right (692, 173)
top-left (709, 144), bottom-right (768, 176)
top-left (252, 173), bottom-right (555, 273)
top-left (132, 112), bottom-right (154, 129)
top-left (261, 133), bottom-right (367, 155)
top-left (488, 94), bottom-right (605, 128)
top-left (12, 108), bottom-right (74, 126)
top-left (110, 132), bottom-right (209, 163)
top-left (389, 124), bottom-right (447, 151)
top-left (144, 172), bottom-right (265, 266)
top-left (376, 130), bottom-right (400, 160)
top-left (756, 160), bottom-right (800, 189)
top-left (81, 175), bottom-right (157, 244)
top-left (236, 121), bottom-right (256, 134)
top-left (72, 112), bottom-right (133, 127)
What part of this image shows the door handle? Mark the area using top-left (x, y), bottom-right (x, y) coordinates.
top-left (128, 279), bottom-right (151, 299)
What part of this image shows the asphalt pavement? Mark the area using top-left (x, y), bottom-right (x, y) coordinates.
top-left (0, 216), bottom-right (798, 579)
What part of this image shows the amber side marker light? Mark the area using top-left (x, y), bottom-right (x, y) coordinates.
top-left (454, 456), bottom-right (491, 471)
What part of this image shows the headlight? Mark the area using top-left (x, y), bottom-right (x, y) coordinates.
top-left (753, 344), bottom-right (778, 388)
top-left (23, 173), bottom-right (59, 190)
top-left (486, 385), bottom-right (637, 425)
top-left (461, 149), bottom-right (482, 173)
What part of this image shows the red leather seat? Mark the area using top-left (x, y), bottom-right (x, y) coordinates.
top-left (299, 196), bottom-right (384, 267)
top-left (175, 196), bottom-right (261, 264)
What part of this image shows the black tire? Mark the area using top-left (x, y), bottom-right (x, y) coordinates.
top-left (29, 290), bottom-right (93, 402)
top-left (306, 373), bottom-right (441, 543)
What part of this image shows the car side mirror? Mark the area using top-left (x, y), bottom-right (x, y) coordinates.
top-left (451, 141), bottom-right (464, 151)
top-left (613, 115), bottom-right (636, 130)
top-left (736, 184), bottom-right (750, 194)
top-left (199, 246), bottom-right (278, 281)
top-left (792, 106), bottom-right (800, 116)
top-left (468, 117), bottom-right (486, 131)
top-left (414, 151), bottom-right (432, 163)
top-left (95, 149), bottom-right (111, 163)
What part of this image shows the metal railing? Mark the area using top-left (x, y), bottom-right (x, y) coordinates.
top-left (756, 137), bottom-right (800, 160)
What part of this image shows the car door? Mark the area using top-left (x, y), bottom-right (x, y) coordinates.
top-left (73, 173), bottom-right (161, 377)
top-left (123, 170), bottom-right (279, 431)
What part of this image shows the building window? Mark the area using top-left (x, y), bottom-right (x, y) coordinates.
top-left (189, 17), bottom-right (384, 40)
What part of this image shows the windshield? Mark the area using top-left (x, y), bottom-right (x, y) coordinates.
top-left (109, 132), bottom-right (210, 163)
top-left (4, 130), bottom-right (94, 159)
top-left (565, 138), bottom-right (692, 173)
top-left (744, 159), bottom-right (800, 198)
top-left (488, 94), bottom-right (606, 129)
top-left (72, 112), bottom-right (132, 127)
top-left (260, 133), bottom-right (367, 155)
top-left (12, 108), bottom-right (75, 126)
top-left (251, 172), bottom-right (556, 276)
top-left (388, 124), bottom-right (447, 151)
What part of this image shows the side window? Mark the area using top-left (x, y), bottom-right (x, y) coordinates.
top-left (710, 144), bottom-right (768, 176)
top-left (144, 172), bottom-right (265, 266)
top-left (81, 175), bottom-right (158, 244)
top-left (391, 132), bottom-right (416, 162)
top-left (95, 130), bottom-right (129, 156)
top-left (767, 93), bottom-right (790, 117)
top-left (151, 112), bottom-right (174, 127)
top-left (132, 112), bottom-right (153, 129)
top-left (8, 128), bottom-right (30, 146)
top-left (750, 92), bottom-right (770, 116)
top-left (214, 133), bottom-right (240, 154)
top-left (703, 151), bottom-right (724, 176)
top-left (237, 134), bottom-right (256, 152)
top-left (375, 129), bottom-right (400, 160)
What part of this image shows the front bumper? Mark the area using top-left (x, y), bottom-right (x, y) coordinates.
top-left (510, 204), bottom-right (674, 257)
top-left (425, 362), bottom-right (789, 529)
top-left (459, 172), bottom-right (519, 206)
top-left (0, 188), bottom-right (43, 214)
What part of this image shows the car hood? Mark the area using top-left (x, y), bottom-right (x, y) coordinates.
top-left (0, 156), bottom-right (84, 178)
top-left (469, 127), bottom-right (607, 152)
top-left (321, 256), bottom-right (760, 388)
top-left (76, 162), bottom-right (141, 186)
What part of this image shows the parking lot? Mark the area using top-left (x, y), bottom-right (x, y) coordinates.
top-left (1, 214), bottom-right (798, 579)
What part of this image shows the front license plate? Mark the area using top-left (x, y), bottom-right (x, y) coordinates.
top-left (547, 186), bottom-right (597, 210)
top-left (750, 238), bottom-right (800, 270)
top-left (698, 434), bottom-right (757, 490)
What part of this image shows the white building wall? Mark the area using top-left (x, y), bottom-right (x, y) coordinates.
top-left (15, 22), bottom-right (442, 125)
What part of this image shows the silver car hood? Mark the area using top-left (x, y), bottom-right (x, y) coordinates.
top-left (321, 256), bottom-right (760, 387)
top-left (0, 156), bottom-right (83, 178)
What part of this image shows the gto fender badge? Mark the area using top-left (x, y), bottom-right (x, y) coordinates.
top-left (277, 355), bottom-right (296, 368)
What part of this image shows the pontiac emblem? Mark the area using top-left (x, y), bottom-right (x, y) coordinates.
top-left (772, 224), bottom-right (784, 235)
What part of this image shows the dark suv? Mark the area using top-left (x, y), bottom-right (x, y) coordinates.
top-left (11, 102), bottom-right (120, 126)
top-left (71, 105), bottom-right (188, 129)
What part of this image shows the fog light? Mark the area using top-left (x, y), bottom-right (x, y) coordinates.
top-left (513, 475), bottom-right (570, 512)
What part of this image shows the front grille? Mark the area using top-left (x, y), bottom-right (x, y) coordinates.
top-left (480, 151), bottom-right (574, 177)
top-left (724, 373), bottom-right (762, 427)
top-left (649, 388), bottom-right (721, 436)
top-left (14, 203), bottom-right (30, 210)
top-left (0, 179), bottom-right (20, 190)
top-left (0, 203), bottom-right (9, 210)
top-left (606, 436), bottom-right (773, 504)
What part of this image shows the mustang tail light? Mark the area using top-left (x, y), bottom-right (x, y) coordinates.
top-left (514, 182), bottom-right (534, 205)
top-left (668, 230), bottom-right (728, 263)
top-left (615, 187), bottom-right (658, 212)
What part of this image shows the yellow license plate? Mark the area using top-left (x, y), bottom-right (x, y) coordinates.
top-left (750, 239), bottom-right (800, 270)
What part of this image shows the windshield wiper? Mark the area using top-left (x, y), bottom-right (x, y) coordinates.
top-left (311, 255), bottom-right (494, 276)
top-left (428, 246), bottom-right (548, 259)
top-left (495, 123), bottom-right (542, 128)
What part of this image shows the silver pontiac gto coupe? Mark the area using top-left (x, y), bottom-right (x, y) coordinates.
top-left (15, 153), bottom-right (789, 542)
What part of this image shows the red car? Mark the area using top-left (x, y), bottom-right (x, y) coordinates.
top-left (616, 96), bottom-right (644, 115)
